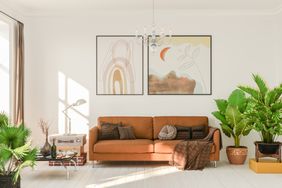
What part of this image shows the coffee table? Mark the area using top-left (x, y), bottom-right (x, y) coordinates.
top-left (36, 152), bottom-right (77, 179)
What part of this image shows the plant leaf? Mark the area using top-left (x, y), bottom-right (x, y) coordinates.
top-left (214, 99), bottom-right (228, 114)
top-left (252, 74), bottom-right (268, 99)
top-left (220, 123), bottom-right (234, 138)
top-left (271, 103), bottom-right (282, 112)
top-left (212, 111), bottom-right (228, 124)
top-left (225, 105), bottom-right (242, 129)
top-left (228, 89), bottom-right (247, 112)
top-left (238, 86), bottom-right (260, 101)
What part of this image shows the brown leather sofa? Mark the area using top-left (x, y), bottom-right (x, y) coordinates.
top-left (89, 116), bottom-right (220, 166)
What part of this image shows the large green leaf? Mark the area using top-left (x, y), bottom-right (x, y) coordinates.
top-left (0, 124), bottom-right (30, 149)
top-left (0, 144), bottom-right (12, 162)
top-left (271, 103), bottom-right (282, 112)
top-left (212, 111), bottom-right (228, 124)
top-left (225, 105), bottom-right (242, 129)
top-left (214, 99), bottom-right (228, 114)
top-left (220, 123), bottom-right (234, 137)
top-left (12, 141), bottom-right (32, 160)
top-left (234, 120), bottom-right (248, 136)
top-left (0, 112), bottom-right (8, 128)
top-left (252, 74), bottom-right (268, 99)
top-left (265, 87), bottom-right (282, 106)
top-left (228, 89), bottom-right (247, 112)
top-left (238, 86), bottom-right (260, 101)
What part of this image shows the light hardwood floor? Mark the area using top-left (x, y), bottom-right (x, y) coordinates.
top-left (22, 161), bottom-right (282, 188)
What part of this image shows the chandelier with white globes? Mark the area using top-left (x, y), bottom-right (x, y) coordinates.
top-left (135, 0), bottom-right (172, 51)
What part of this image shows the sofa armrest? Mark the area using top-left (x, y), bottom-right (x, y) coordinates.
top-left (209, 127), bottom-right (220, 161)
top-left (89, 126), bottom-right (99, 160)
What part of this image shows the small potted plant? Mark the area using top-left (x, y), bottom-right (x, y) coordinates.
top-left (239, 74), bottom-right (282, 155)
top-left (212, 89), bottom-right (252, 164)
top-left (0, 112), bottom-right (37, 188)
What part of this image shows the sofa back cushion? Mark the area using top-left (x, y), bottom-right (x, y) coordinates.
top-left (98, 116), bottom-right (153, 139)
top-left (153, 116), bottom-right (209, 139)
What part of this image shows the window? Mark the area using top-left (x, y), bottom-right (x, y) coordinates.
top-left (0, 19), bottom-right (10, 115)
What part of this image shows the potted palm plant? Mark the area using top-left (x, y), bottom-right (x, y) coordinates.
top-left (212, 89), bottom-right (252, 164)
top-left (239, 74), bottom-right (282, 155)
top-left (0, 112), bottom-right (37, 188)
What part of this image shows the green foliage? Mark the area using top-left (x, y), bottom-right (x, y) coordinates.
top-left (0, 112), bottom-right (9, 128)
top-left (212, 89), bottom-right (251, 147)
top-left (0, 115), bottom-right (37, 183)
top-left (239, 74), bottom-right (282, 143)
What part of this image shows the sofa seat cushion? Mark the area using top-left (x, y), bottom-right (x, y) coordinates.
top-left (94, 139), bottom-right (154, 153)
top-left (154, 140), bottom-right (216, 154)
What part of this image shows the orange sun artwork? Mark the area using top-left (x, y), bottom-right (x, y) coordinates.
top-left (160, 47), bottom-right (170, 62)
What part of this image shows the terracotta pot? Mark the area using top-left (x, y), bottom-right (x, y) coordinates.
top-left (226, 146), bottom-right (248, 165)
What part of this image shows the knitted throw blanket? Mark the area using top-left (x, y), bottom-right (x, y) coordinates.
top-left (170, 127), bottom-right (220, 170)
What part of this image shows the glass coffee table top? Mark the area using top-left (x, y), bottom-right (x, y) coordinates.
top-left (36, 151), bottom-right (77, 161)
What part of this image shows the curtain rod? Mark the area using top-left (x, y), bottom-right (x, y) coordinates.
top-left (0, 10), bottom-right (23, 24)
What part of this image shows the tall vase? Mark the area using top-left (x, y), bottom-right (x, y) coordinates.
top-left (40, 135), bottom-right (51, 157)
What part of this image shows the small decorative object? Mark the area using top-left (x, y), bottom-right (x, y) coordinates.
top-left (212, 89), bottom-right (251, 164)
top-left (148, 35), bottom-right (212, 95)
top-left (62, 99), bottom-right (86, 135)
top-left (96, 35), bottom-right (144, 95)
top-left (239, 74), bottom-right (282, 159)
top-left (39, 119), bottom-right (51, 156)
top-left (51, 139), bottom-right (57, 159)
top-left (0, 113), bottom-right (37, 187)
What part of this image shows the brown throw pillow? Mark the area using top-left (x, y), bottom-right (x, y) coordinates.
top-left (118, 126), bottom-right (136, 140)
top-left (98, 122), bottom-right (121, 140)
top-left (175, 126), bottom-right (192, 140)
top-left (191, 125), bottom-right (208, 139)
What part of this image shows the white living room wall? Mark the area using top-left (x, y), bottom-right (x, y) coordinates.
top-left (23, 10), bottom-right (279, 160)
top-left (275, 11), bottom-right (282, 84)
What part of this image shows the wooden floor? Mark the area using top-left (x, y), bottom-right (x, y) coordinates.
top-left (22, 161), bottom-right (282, 188)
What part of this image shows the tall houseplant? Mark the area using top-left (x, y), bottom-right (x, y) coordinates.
top-left (0, 113), bottom-right (37, 188)
top-left (212, 89), bottom-right (252, 164)
top-left (239, 74), bottom-right (282, 154)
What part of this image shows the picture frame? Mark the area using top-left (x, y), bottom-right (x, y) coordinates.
top-left (96, 35), bottom-right (144, 95)
top-left (147, 35), bottom-right (212, 95)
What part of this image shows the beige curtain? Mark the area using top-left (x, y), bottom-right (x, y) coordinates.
top-left (13, 22), bottom-right (24, 125)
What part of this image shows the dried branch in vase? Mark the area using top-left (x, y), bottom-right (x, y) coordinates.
top-left (38, 118), bottom-right (51, 137)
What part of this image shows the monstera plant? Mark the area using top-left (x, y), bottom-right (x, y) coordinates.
top-left (212, 89), bottom-right (252, 164)
top-left (239, 74), bottom-right (282, 155)
top-left (0, 112), bottom-right (37, 188)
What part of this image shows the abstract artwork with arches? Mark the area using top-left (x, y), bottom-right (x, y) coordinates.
top-left (148, 35), bottom-right (212, 95)
top-left (96, 35), bottom-right (144, 95)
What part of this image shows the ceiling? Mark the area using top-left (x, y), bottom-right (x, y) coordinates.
top-left (1, 0), bottom-right (282, 15)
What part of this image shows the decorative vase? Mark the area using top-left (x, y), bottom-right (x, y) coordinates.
top-left (226, 146), bottom-right (248, 165)
top-left (0, 175), bottom-right (20, 188)
top-left (40, 136), bottom-right (51, 157)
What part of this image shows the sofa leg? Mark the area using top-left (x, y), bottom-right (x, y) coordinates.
top-left (92, 161), bottom-right (95, 168)
top-left (212, 161), bottom-right (217, 168)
